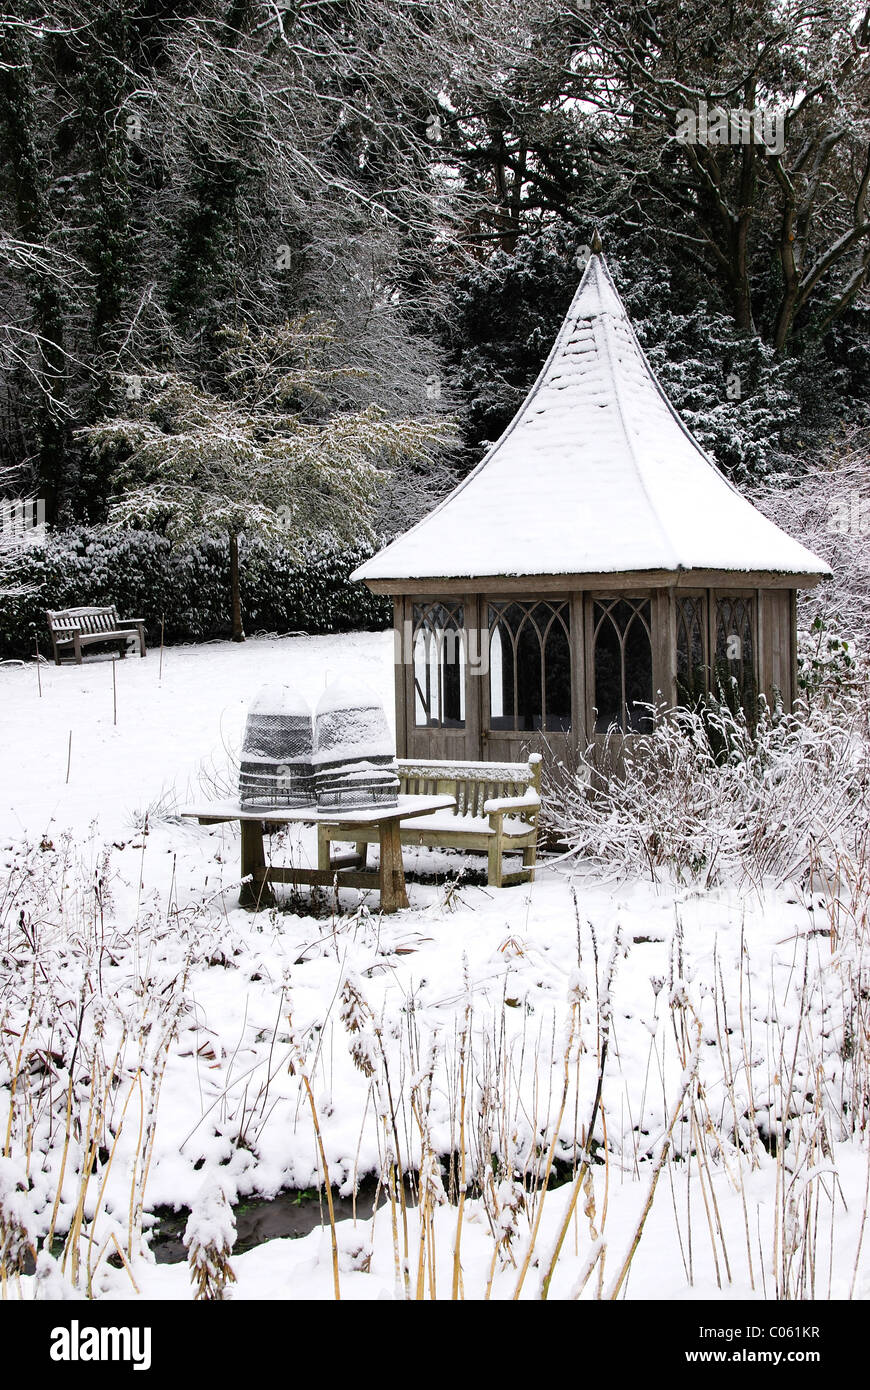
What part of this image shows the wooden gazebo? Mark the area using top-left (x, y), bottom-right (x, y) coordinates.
top-left (353, 245), bottom-right (830, 766)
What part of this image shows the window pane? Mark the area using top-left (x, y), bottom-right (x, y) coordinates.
top-left (544, 617), bottom-right (572, 730)
top-left (489, 602), bottom-right (571, 733)
top-left (444, 642), bottom-right (464, 728)
top-left (413, 630), bottom-right (432, 725)
top-left (412, 602), bottom-right (465, 728)
top-left (515, 618), bottom-right (542, 730)
top-left (676, 596), bottom-right (707, 705)
top-left (488, 604), bottom-right (516, 729)
top-left (624, 608), bottom-right (653, 732)
top-left (594, 599), bottom-right (652, 733)
top-left (489, 624), bottom-right (505, 719)
top-left (714, 598), bottom-right (756, 719)
top-left (593, 606), bottom-right (622, 733)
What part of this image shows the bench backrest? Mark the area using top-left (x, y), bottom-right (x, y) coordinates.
top-left (397, 755), bottom-right (542, 818)
top-left (48, 606), bottom-right (120, 638)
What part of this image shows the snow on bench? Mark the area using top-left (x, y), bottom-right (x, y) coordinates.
top-left (321, 754), bottom-right (542, 888)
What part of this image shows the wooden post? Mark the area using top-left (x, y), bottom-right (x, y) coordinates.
top-left (570, 591), bottom-right (584, 749)
top-left (239, 820), bottom-right (274, 908)
top-left (522, 842), bottom-right (537, 880)
top-left (487, 821), bottom-right (504, 888)
top-left (652, 588), bottom-right (676, 713)
top-left (317, 823), bottom-right (331, 872)
top-left (790, 588), bottom-right (798, 712)
top-left (756, 585), bottom-right (765, 708)
top-left (378, 818), bottom-right (409, 913)
top-left (393, 597), bottom-right (407, 758)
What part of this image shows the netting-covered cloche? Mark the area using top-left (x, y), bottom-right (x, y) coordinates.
top-left (313, 680), bottom-right (399, 811)
top-left (239, 685), bottom-right (314, 808)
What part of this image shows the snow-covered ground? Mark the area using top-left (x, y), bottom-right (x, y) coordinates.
top-left (0, 631), bottom-right (395, 845)
top-left (1, 633), bottom-right (868, 1301)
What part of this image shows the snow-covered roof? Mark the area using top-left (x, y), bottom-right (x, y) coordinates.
top-left (354, 251), bottom-right (830, 585)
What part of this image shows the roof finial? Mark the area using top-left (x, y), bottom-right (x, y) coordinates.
top-left (590, 227), bottom-right (603, 255)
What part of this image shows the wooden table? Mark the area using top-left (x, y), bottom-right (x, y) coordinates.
top-left (181, 794), bottom-right (456, 913)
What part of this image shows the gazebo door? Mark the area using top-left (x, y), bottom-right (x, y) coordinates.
top-left (403, 597), bottom-right (477, 761)
top-left (482, 598), bottom-right (574, 764)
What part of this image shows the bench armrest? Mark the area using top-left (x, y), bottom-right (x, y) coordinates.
top-left (484, 790), bottom-right (541, 816)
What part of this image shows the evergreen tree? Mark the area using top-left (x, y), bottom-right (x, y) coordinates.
top-left (78, 319), bottom-right (451, 638)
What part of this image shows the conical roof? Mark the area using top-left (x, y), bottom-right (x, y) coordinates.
top-left (353, 251), bottom-right (829, 585)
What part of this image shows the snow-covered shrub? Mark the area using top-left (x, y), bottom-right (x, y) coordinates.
top-left (752, 426), bottom-right (870, 683)
top-left (239, 535), bottom-right (390, 636)
top-left (0, 835), bottom-right (188, 1292)
top-left (183, 1180), bottom-right (237, 1301)
top-left (799, 617), bottom-right (858, 699)
top-left (0, 1157), bottom-right (35, 1279)
top-left (544, 689), bottom-right (870, 888)
top-left (0, 527), bottom-right (389, 660)
top-left (636, 301), bottom-right (802, 486)
top-left (0, 531), bottom-right (36, 603)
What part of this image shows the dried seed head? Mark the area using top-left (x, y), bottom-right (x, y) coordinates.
top-left (350, 1032), bottom-right (377, 1079)
top-left (340, 975), bottom-right (370, 1034)
top-left (421, 1153), bottom-right (448, 1207)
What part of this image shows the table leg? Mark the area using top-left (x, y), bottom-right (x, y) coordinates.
top-left (378, 819), bottom-right (409, 913)
top-left (240, 820), bottom-right (275, 909)
top-left (317, 824), bottom-right (331, 872)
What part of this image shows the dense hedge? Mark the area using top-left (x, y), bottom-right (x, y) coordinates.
top-left (0, 529), bottom-right (391, 660)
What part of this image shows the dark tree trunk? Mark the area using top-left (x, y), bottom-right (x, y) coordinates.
top-left (732, 141), bottom-right (757, 336)
top-left (229, 532), bottom-right (245, 642)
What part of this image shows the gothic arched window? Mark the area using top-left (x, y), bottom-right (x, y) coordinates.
top-left (412, 602), bottom-right (465, 727)
top-left (488, 601), bottom-right (572, 732)
top-left (676, 595), bottom-right (708, 706)
top-left (592, 598), bottom-right (653, 733)
top-left (714, 597), bottom-right (756, 717)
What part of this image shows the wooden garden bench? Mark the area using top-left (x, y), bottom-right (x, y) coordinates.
top-left (47, 606), bottom-right (147, 665)
top-left (321, 754), bottom-right (542, 888)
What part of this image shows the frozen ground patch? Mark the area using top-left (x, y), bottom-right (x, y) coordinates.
top-left (1, 634), bottom-right (869, 1300)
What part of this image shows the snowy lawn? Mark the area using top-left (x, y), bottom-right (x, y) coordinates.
top-left (1, 633), bottom-right (869, 1301)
